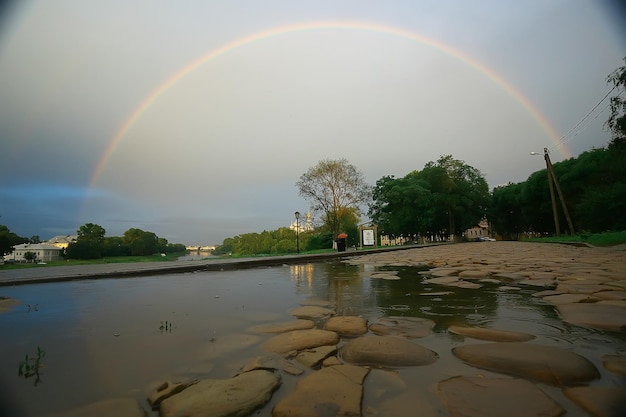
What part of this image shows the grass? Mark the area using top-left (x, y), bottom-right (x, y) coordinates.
top-left (524, 230), bottom-right (626, 246)
top-left (1, 252), bottom-right (187, 270)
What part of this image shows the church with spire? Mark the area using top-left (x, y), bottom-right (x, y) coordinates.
top-left (290, 212), bottom-right (314, 232)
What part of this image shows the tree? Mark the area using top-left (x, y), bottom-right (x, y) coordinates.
top-left (370, 156), bottom-right (489, 240)
top-left (77, 223), bottom-right (106, 244)
top-left (0, 224), bottom-right (28, 255)
top-left (123, 228), bottom-right (159, 256)
top-left (66, 223), bottom-right (106, 259)
top-left (606, 57), bottom-right (626, 147)
top-left (24, 251), bottom-right (37, 263)
top-left (296, 158), bottom-right (372, 239)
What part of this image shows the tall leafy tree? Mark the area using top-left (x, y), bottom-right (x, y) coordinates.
top-left (67, 223), bottom-right (106, 259)
top-left (606, 57), bottom-right (626, 147)
top-left (123, 228), bottom-right (159, 256)
top-left (0, 224), bottom-right (28, 255)
top-left (296, 158), bottom-right (372, 238)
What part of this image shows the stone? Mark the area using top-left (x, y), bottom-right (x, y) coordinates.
top-left (341, 335), bottom-right (438, 367)
top-left (448, 325), bottom-right (535, 342)
top-left (49, 398), bottom-right (147, 417)
top-left (369, 316), bottom-right (435, 338)
top-left (452, 342), bottom-right (599, 386)
top-left (160, 370), bottom-right (280, 417)
top-left (147, 380), bottom-right (199, 410)
top-left (541, 293), bottom-right (597, 305)
top-left (272, 365), bottom-right (369, 417)
top-left (564, 386), bottom-right (626, 417)
top-left (248, 319), bottom-right (314, 333)
top-left (296, 345), bottom-right (337, 368)
top-left (556, 303), bottom-right (626, 331)
top-left (325, 316), bottom-right (368, 336)
top-left (603, 354), bottom-right (626, 376)
top-left (288, 306), bottom-right (335, 320)
top-left (0, 297), bottom-right (20, 314)
top-left (438, 376), bottom-right (564, 417)
top-left (261, 329), bottom-right (339, 354)
top-left (240, 356), bottom-right (278, 373)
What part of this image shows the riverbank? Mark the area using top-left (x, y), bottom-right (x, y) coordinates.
top-left (0, 243), bottom-right (446, 286)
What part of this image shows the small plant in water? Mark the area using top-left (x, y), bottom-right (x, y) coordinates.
top-left (159, 320), bottom-right (173, 333)
top-left (18, 346), bottom-right (45, 386)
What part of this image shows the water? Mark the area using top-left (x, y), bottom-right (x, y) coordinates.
top-left (0, 261), bottom-right (624, 416)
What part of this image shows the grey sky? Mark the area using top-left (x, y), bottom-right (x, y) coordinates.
top-left (0, 0), bottom-right (624, 245)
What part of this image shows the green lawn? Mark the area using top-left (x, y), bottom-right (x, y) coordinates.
top-left (524, 230), bottom-right (626, 246)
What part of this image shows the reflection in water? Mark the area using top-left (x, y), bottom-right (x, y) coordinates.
top-left (0, 261), bottom-right (624, 416)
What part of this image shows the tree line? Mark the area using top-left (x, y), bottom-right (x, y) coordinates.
top-left (0, 222), bottom-right (186, 260)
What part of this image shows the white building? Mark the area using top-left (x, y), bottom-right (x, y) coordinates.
top-left (45, 235), bottom-right (77, 249)
top-left (9, 243), bottom-right (63, 263)
top-left (290, 212), bottom-right (314, 232)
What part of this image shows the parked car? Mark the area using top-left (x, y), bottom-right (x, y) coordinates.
top-left (477, 236), bottom-right (496, 242)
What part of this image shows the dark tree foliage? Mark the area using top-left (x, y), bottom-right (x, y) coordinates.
top-left (66, 223), bottom-right (107, 259)
top-left (606, 57), bottom-right (626, 146)
top-left (0, 224), bottom-right (28, 255)
top-left (489, 145), bottom-right (626, 236)
top-left (369, 155), bottom-right (490, 239)
top-left (123, 228), bottom-right (159, 256)
top-left (297, 158), bottom-right (372, 238)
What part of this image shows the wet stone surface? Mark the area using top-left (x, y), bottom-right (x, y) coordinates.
top-left (2, 241), bottom-right (626, 417)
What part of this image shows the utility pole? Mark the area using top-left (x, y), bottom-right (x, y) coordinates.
top-left (543, 148), bottom-right (575, 235)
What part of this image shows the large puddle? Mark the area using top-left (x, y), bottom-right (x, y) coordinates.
top-left (1, 260), bottom-right (625, 416)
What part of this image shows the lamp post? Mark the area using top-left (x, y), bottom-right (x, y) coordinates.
top-left (530, 148), bottom-right (575, 236)
top-left (294, 211), bottom-right (300, 254)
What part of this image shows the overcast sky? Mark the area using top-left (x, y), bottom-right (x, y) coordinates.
top-left (0, 1), bottom-right (624, 245)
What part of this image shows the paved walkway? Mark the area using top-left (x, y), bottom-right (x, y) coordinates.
top-left (0, 244), bottom-right (443, 286)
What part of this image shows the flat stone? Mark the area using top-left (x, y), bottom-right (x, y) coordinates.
top-left (240, 356), bottom-right (278, 373)
top-left (438, 376), bottom-right (564, 417)
top-left (369, 316), bottom-right (435, 338)
top-left (593, 290), bottom-right (626, 300)
top-left (248, 319), bottom-right (314, 333)
top-left (422, 276), bottom-right (460, 285)
top-left (147, 380), bottom-right (199, 410)
top-left (325, 316), bottom-right (368, 336)
top-left (556, 303), bottom-right (626, 331)
top-left (341, 335), bottom-right (438, 367)
top-left (0, 297), bottom-right (20, 314)
top-left (272, 365), bottom-right (369, 417)
top-left (493, 272), bottom-right (526, 281)
top-left (541, 294), bottom-right (597, 305)
top-left (160, 370), bottom-right (280, 417)
top-left (564, 386), bottom-right (626, 417)
top-left (518, 279), bottom-right (556, 288)
top-left (288, 306), bottom-right (335, 320)
top-left (458, 270), bottom-right (489, 278)
top-left (603, 354), bottom-right (626, 376)
top-left (261, 329), bottom-right (339, 354)
top-left (448, 325), bottom-right (535, 342)
top-left (296, 345), bottom-right (337, 368)
top-left (452, 342), bottom-right (599, 386)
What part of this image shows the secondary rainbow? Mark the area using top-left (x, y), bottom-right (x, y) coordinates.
top-left (89, 21), bottom-right (570, 188)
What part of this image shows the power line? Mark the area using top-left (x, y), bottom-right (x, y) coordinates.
top-left (554, 85), bottom-right (617, 148)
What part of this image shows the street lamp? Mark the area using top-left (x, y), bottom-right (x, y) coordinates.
top-left (294, 211), bottom-right (300, 254)
top-left (530, 148), bottom-right (575, 236)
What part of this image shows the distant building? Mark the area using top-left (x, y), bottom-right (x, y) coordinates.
top-left (463, 219), bottom-right (491, 240)
top-left (9, 243), bottom-right (63, 263)
top-left (45, 235), bottom-right (77, 249)
top-left (290, 212), bottom-right (314, 232)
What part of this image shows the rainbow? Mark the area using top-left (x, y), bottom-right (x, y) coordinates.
top-left (89, 21), bottom-right (569, 188)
